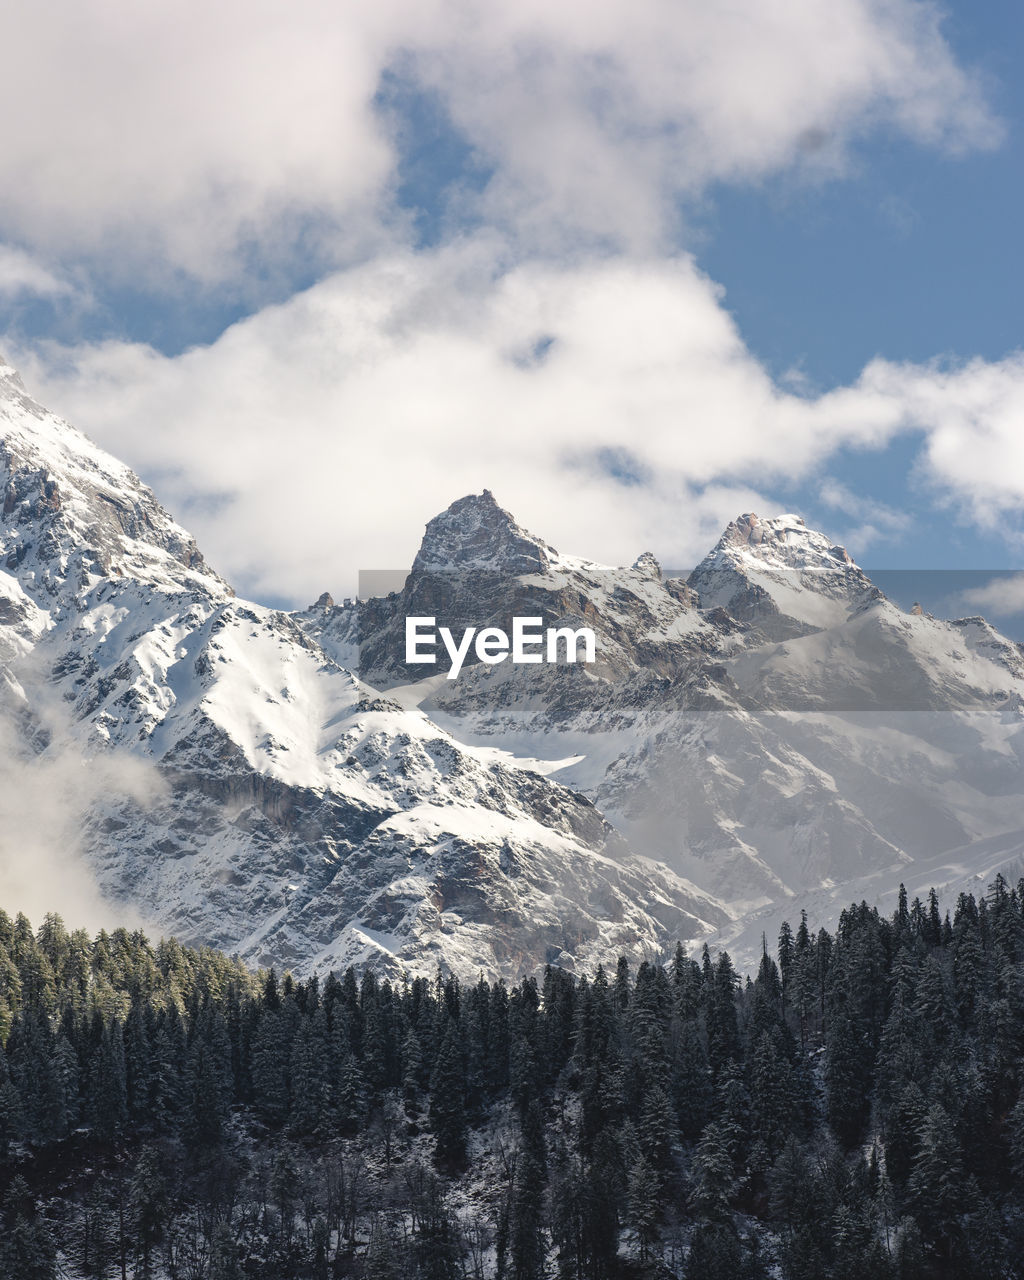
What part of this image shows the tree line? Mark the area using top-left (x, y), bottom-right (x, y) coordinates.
top-left (1, 876), bottom-right (1023, 1277)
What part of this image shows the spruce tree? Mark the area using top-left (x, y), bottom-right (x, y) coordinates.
top-left (429, 1019), bottom-right (467, 1168)
top-left (252, 1008), bottom-right (291, 1126)
top-left (88, 1019), bottom-right (128, 1142)
top-left (128, 1144), bottom-right (168, 1280)
top-left (625, 1148), bottom-right (661, 1263)
top-left (907, 1104), bottom-right (966, 1265)
top-left (690, 1121), bottom-right (737, 1223)
top-left (0, 1178), bottom-right (56, 1280)
top-left (509, 1105), bottom-right (547, 1280)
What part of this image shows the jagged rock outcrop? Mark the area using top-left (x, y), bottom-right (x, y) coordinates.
top-left (687, 512), bottom-right (882, 640)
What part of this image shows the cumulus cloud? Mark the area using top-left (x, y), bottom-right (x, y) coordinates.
top-left (7, 243), bottom-right (1017, 604)
top-left (3, 249), bottom-right (837, 599)
top-left (854, 355), bottom-right (1024, 533)
top-left (0, 3), bottom-right (1012, 599)
top-left (403, 0), bottom-right (999, 252)
top-left (0, 2), bottom-right (400, 282)
top-left (0, 0), bottom-right (999, 280)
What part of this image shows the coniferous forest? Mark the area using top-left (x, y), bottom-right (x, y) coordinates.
top-left (2, 880), bottom-right (1024, 1279)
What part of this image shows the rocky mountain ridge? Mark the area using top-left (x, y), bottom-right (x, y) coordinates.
top-left (5, 358), bottom-right (1024, 977)
top-left (0, 361), bottom-right (721, 979)
top-left (299, 490), bottom-right (1024, 951)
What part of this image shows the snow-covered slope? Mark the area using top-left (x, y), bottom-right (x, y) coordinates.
top-left (0, 361), bottom-right (722, 979)
top-left (299, 492), bottom-right (1024, 925)
top-left (687, 511), bottom-right (882, 636)
top-left (6, 355), bottom-right (1024, 977)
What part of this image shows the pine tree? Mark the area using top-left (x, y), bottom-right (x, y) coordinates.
top-left (672, 943), bottom-right (703, 1020)
top-left (73, 1181), bottom-right (118, 1280)
top-left (402, 1025), bottom-right (426, 1114)
top-left (884, 1082), bottom-right (927, 1189)
top-left (149, 1016), bottom-right (184, 1133)
top-left (690, 1121), bottom-right (737, 1223)
top-left (749, 1027), bottom-right (798, 1160)
top-left (625, 1148), bottom-right (661, 1263)
top-left (177, 1003), bottom-right (231, 1153)
top-left (429, 1019), bottom-right (467, 1168)
top-left (288, 1012), bottom-right (329, 1136)
top-left (706, 951), bottom-right (741, 1075)
top-left (0, 883), bottom-right (1020, 1280)
top-left (913, 952), bottom-right (955, 1047)
top-left (777, 921), bottom-right (795, 1001)
top-left (509, 1106), bottom-right (547, 1280)
top-left (824, 1002), bottom-right (871, 1147)
top-left (128, 1145), bottom-right (168, 1280)
top-left (123, 999), bottom-right (153, 1126)
top-left (361, 998), bottom-right (389, 1099)
top-left (549, 1137), bottom-right (584, 1280)
top-left (88, 1019), bottom-right (128, 1142)
top-left (270, 1145), bottom-right (301, 1247)
top-left (768, 1137), bottom-right (815, 1237)
top-left (671, 1015), bottom-right (711, 1141)
top-left (0, 1047), bottom-right (23, 1164)
top-left (638, 1081), bottom-right (677, 1176)
top-left (334, 1050), bottom-right (368, 1134)
top-left (252, 1007), bottom-right (291, 1126)
top-left (0, 1177), bottom-right (56, 1280)
top-left (907, 1104), bottom-right (966, 1264)
top-left (580, 1127), bottom-right (621, 1279)
top-left (11, 1011), bottom-right (68, 1143)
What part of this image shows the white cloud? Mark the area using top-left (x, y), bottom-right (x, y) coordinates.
top-left (854, 355), bottom-right (1024, 532)
top-left (0, 2), bottom-right (401, 281)
top-left (818, 477), bottom-right (911, 556)
top-left (0, 247), bottom-right (933, 600)
top-left (960, 574), bottom-right (1024, 617)
top-left (0, 0), bottom-right (999, 280)
top-left (11, 243), bottom-right (1024, 605)
top-left (406, 0), bottom-right (999, 252)
top-left (0, 679), bottom-right (163, 932)
top-left (0, 246), bottom-right (75, 299)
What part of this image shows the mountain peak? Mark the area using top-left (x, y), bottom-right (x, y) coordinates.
top-left (1, 362), bottom-right (223, 601)
top-left (715, 512), bottom-right (856, 571)
top-left (632, 550), bottom-right (661, 580)
top-left (689, 512), bottom-right (876, 635)
top-left (412, 490), bottom-right (559, 575)
top-left (0, 356), bottom-right (26, 395)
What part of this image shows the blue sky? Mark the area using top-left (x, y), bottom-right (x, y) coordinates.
top-left (2, 0), bottom-right (1024, 610)
top-left (695, 0), bottom-right (1024, 575)
top-left (702, 0), bottom-right (1024, 390)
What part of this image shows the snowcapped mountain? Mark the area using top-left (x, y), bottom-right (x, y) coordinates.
top-left (6, 356), bottom-right (1024, 980)
top-left (0, 360), bottom-right (721, 980)
top-left (687, 511), bottom-right (882, 637)
top-left (309, 489), bottom-right (720, 701)
top-left (298, 488), bottom-right (1024, 943)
